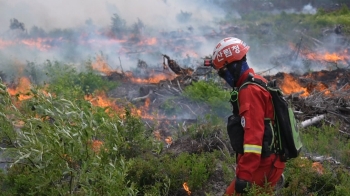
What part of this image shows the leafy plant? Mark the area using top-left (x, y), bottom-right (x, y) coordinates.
top-left (302, 122), bottom-right (350, 165)
top-left (183, 80), bottom-right (231, 116)
top-left (44, 60), bottom-right (118, 99)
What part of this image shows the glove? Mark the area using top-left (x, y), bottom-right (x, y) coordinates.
top-left (235, 178), bottom-right (251, 193)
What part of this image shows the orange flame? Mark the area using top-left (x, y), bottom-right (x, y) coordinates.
top-left (280, 73), bottom-right (309, 97)
top-left (312, 162), bottom-right (324, 175)
top-left (84, 91), bottom-right (153, 118)
top-left (21, 38), bottom-right (52, 51)
top-left (0, 38), bottom-right (53, 51)
top-left (165, 136), bottom-right (172, 145)
top-left (305, 51), bottom-right (348, 62)
top-left (126, 71), bottom-right (176, 84)
top-left (7, 77), bottom-right (33, 100)
top-left (289, 42), bottom-right (349, 65)
top-left (138, 37), bottom-right (157, 45)
top-left (84, 91), bottom-right (113, 108)
top-left (183, 182), bottom-right (191, 195)
top-left (84, 91), bottom-right (127, 117)
top-left (0, 39), bottom-right (12, 49)
top-left (92, 55), bottom-right (114, 75)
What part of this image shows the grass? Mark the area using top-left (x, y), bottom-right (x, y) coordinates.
top-left (302, 122), bottom-right (350, 166)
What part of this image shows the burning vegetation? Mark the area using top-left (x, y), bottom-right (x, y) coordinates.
top-left (1, 1), bottom-right (350, 195)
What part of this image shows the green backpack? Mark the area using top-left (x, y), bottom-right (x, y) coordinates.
top-left (228, 74), bottom-right (303, 161)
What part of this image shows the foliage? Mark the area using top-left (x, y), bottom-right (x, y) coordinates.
top-left (44, 60), bottom-right (118, 99)
top-left (280, 158), bottom-right (350, 196)
top-left (302, 123), bottom-right (350, 166)
top-left (127, 152), bottom-right (217, 195)
top-left (2, 3), bottom-right (350, 196)
top-left (222, 4), bottom-right (350, 51)
top-left (0, 84), bottom-right (143, 195)
top-left (186, 114), bottom-right (225, 140)
top-left (0, 75), bottom-right (221, 195)
top-left (2, 65), bottom-right (350, 195)
top-left (183, 80), bottom-right (231, 116)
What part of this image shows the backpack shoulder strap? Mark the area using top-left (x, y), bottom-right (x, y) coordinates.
top-left (238, 73), bottom-right (268, 91)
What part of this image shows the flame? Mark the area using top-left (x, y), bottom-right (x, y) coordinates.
top-left (165, 136), bottom-right (172, 145)
top-left (305, 51), bottom-right (348, 62)
top-left (315, 83), bottom-right (331, 95)
top-left (7, 77), bottom-right (33, 100)
top-left (183, 182), bottom-right (191, 195)
top-left (125, 71), bottom-right (176, 84)
top-left (84, 92), bottom-right (112, 108)
top-left (312, 162), bottom-right (324, 175)
top-left (144, 97), bottom-right (150, 108)
top-left (84, 91), bottom-right (125, 117)
top-left (21, 38), bottom-right (52, 51)
top-left (84, 91), bottom-right (155, 118)
top-left (90, 56), bottom-right (176, 85)
top-left (280, 73), bottom-right (309, 96)
top-left (0, 38), bottom-right (52, 51)
top-left (92, 55), bottom-right (114, 75)
top-left (138, 37), bottom-right (157, 45)
top-left (289, 43), bottom-right (350, 66)
top-left (0, 39), bottom-right (12, 49)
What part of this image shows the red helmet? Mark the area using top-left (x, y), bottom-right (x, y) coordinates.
top-left (212, 37), bottom-right (250, 70)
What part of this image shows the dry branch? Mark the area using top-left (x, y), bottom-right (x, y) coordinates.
top-left (131, 90), bottom-right (153, 102)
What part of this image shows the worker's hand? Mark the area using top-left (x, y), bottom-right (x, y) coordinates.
top-left (235, 178), bottom-right (251, 193)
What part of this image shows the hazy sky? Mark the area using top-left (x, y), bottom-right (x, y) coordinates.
top-left (0, 0), bottom-right (225, 33)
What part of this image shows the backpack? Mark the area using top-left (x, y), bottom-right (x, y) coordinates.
top-left (227, 73), bottom-right (303, 162)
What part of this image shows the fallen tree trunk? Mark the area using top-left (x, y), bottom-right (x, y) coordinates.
top-left (300, 114), bottom-right (325, 128)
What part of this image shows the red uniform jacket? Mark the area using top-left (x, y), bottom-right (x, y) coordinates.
top-left (235, 68), bottom-right (285, 182)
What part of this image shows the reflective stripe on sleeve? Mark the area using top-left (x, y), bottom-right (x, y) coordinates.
top-left (244, 144), bottom-right (262, 154)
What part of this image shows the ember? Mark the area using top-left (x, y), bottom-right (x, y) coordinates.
top-left (183, 182), bottom-right (191, 195)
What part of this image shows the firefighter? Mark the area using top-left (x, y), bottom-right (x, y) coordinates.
top-left (208, 37), bottom-right (286, 195)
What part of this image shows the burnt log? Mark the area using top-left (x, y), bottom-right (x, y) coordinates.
top-left (163, 54), bottom-right (193, 75)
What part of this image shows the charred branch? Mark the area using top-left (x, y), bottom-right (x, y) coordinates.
top-left (131, 90), bottom-right (153, 102)
top-left (162, 54), bottom-right (193, 76)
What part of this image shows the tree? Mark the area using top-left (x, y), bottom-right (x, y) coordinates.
top-left (10, 18), bottom-right (26, 31)
top-left (111, 13), bottom-right (126, 38)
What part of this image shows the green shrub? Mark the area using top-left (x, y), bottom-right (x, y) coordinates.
top-left (183, 80), bottom-right (230, 116)
top-left (302, 123), bottom-right (350, 165)
top-left (280, 157), bottom-right (350, 196)
top-left (44, 60), bottom-right (118, 99)
top-left (0, 84), bottom-right (143, 195)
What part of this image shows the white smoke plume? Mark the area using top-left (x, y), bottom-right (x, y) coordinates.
top-left (0, 0), bottom-right (230, 72)
top-left (0, 1), bottom-right (346, 77)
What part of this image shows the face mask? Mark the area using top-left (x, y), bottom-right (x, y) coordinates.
top-left (218, 67), bottom-right (235, 88)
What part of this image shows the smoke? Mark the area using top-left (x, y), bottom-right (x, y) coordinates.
top-left (0, 0), bottom-right (229, 71)
top-left (0, 1), bottom-right (346, 78)
top-left (0, 0), bottom-right (225, 33)
top-left (302, 4), bottom-right (317, 15)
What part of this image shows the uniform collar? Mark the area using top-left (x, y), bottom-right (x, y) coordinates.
top-left (235, 68), bottom-right (255, 87)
